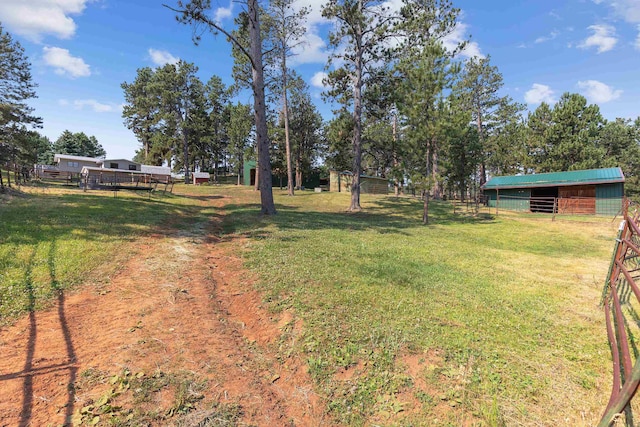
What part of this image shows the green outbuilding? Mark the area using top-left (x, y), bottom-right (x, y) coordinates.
top-left (482, 167), bottom-right (625, 216)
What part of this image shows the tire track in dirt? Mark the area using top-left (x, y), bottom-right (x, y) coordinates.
top-left (0, 194), bottom-right (326, 426)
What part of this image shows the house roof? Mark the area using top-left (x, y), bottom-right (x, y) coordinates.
top-left (54, 154), bottom-right (103, 163)
top-left (482, 167), bottom-right (625, 190)
top-left (141, 165), bottom-right (171, 175)
top-left (81, 166), bottom-right (147, 174)
top-left (193, 172), bottom-right (210, 179)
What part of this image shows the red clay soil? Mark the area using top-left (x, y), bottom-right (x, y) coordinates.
top-left (0, 195), bottom-right (326, 426)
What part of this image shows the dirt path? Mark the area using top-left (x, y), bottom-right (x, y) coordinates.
top-left (0, 194), bottom-right (326, 426)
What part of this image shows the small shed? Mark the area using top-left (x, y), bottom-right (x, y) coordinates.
top-left (482, 167), bottom-right (625, 215)
top-left (329, 170), bottom-right (389, 195)
top-left (193, 172), bottom-right (210, 185)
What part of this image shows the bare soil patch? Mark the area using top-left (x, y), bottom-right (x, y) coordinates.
top-left (0, 194), bottom-right (326, 426)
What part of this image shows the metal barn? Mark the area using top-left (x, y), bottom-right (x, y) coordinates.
top-left (482, 168), bottom-right (625, 216)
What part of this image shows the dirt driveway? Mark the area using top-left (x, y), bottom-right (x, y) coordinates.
top-left (0, 193), bottom-right (325, 426)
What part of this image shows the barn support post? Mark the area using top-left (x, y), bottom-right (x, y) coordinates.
top-left (496, 189), bottom-right (499, 216)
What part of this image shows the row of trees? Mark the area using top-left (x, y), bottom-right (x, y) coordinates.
top-left (159, 0), bottom-right (640, 218)
top-left (121, 60), bottom-right (324, 188)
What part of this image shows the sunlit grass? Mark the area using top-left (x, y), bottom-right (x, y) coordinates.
top-left (220, 186), bottom-right (618, 426)
top-left (0, 185), bottom-right (209, 323)
top-left (0, 183), bottom-right (620, 425)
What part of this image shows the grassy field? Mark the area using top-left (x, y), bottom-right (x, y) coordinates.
top-left (0, 183), bottom-right (620, 426)
top-left (216, 187), bottom-right (618, 426)
top-left (0, 184), bottom-right (214, 322)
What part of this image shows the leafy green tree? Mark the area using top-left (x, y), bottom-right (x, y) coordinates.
top-left (454, 55), bottom-right (507, 185)
top-left (227, 102), bottom-right (254, 185)
top-left (599, 118), bottom-right (640, 197)
top-left (485, 98), bottom-right (527, 176)
top-left (204, 76), bottom-right (232, 181)
top-left (121, 67), bottom-right (159, 163)
top-left (152, 61), bottom-right (206, 183)
top-left (269, 0), bottom-right (309, 195)
top-left (52, 130), bottom-right (106, 158)
top-left (544, 92), bottom-right (604, 171)
top-left (0, 24), bottom-right (41, 189)
top-left (442, 116), bottom-right (481, 201)
top-left (397, 41), bottom-right (457, 209)
top-left (524, 102), bottom-right (553, 173)
top-left (173, 0), bottom-right (277, 214)
top-left (325, 109), bottom-right (354, 172)
top-left (322, 0), bottom-right (398, 211)
top-left (393, 0), bottom-right (462, 220)
top-left (286, 79), bottom-right (324, 188)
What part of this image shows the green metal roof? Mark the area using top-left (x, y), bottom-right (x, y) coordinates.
top-left (482, 167), bottom-right (625, 190)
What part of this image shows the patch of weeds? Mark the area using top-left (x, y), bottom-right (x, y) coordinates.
top-left (132, 370), bottom-right (170, 404)
top-left (174, 402), bottom-right (244, 427)
top-left (75, 368), bottom-right (207, 426)
top-left (166, 372), bottom-right (207, 417)
top-left (76, 367), bottom-right (109, 389)
top-left (415, 390), bottom-right (434, 406)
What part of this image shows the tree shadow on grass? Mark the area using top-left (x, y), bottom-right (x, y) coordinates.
top-left (219, 197), bottom-right (495, 238)
top-left (0, 238), bottom-right (77, 427)
top-left (0, 192), bottom-right (203, 246)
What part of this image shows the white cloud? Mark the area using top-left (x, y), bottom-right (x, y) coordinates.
top-left (578, 24), bottom-right (618, 53)
top-left (310, 71), bottom-right (328, 89)
top-left (72, 99), bottom-right (122, 113)
top-left (214, 1), bottom-right (233, 23)
top-left (0, 0), bottom-right (88, 42)
top-left (148, 48), bottom-right (179, 66)
top-left (596, 0), bottom-right (640, 23)
top-left (442, 22), bottom-right (483, 58)
top-left (42, 46), bottom-right (91, 78)
top-left (535, 30), bottom-right (559, 44)
top-left (286, 0), bottom-right (331, 65)
top-left (524, 84), bottom-right (556, 105)
top-left (290, 31), bottom-right (329, 66)
top-left (577, 80), bottom-right (622, 103)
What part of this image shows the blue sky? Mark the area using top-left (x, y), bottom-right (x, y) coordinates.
top-left (1, 0), bottom-right (639, 160)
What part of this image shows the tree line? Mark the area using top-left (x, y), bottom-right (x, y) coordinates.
top-left (2, 2), bottom-right (640, 219)
top-left (120, 61), bottom-right (324, 188)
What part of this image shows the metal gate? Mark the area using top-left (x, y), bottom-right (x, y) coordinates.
top-left (599, 200), bottom-right (640, 426)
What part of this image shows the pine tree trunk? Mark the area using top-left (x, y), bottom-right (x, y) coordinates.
top-left (432, 137), bottom-right (441, 199)
top-left (349, 3), bottom-right (364, 212)
top-left (476, 111), bottom-right (486, 186)
top-left (423, 190), bottom-right (429, 224)
top-left (393, 114), bottom-right (400, 196)
top-left (295, 150), bottom-right (302, 189)
top-left (249, 0), bottom-right (276, 214)
top-left (282, 51), bottom-right (294, 196)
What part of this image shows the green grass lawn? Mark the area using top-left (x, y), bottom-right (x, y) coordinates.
top-left (0, 183), bottom-right (619, 426)
top-left (0, 184), bottom-right (214, 322)
top-left (217, 187), bottom-right (618, 426)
